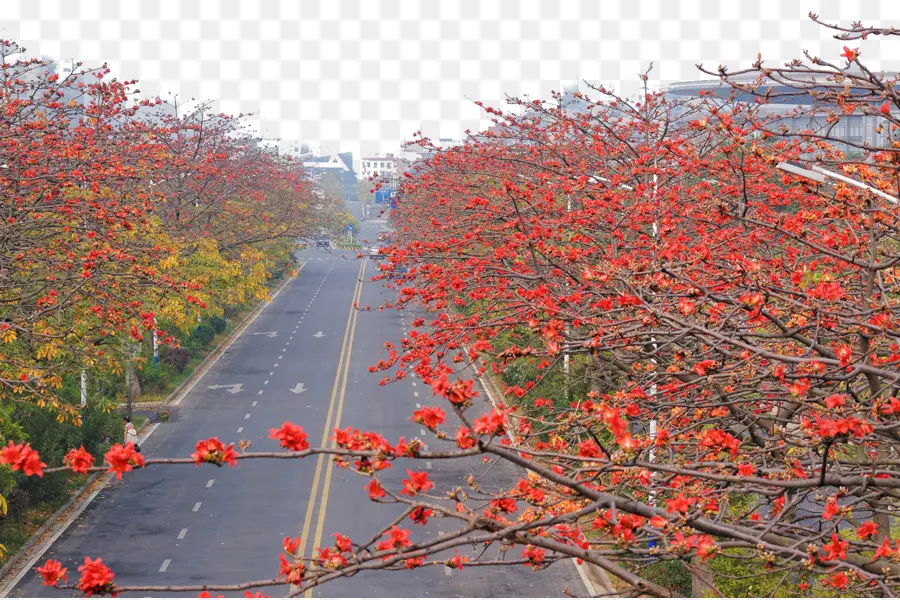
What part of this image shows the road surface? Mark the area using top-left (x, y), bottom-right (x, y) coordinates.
top-left (12, 219), bottom-right (587, 598)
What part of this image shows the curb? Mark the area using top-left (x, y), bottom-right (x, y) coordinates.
top-left (0, 265), bottom-right (303, 595)
top-left (468, 353), bottom-right (615, 597)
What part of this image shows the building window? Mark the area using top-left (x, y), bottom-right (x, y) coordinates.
top-left (845, 116), bottom-right (862, 142)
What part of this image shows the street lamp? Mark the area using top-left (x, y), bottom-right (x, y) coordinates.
top-left (776, 160), bottom-right (899, 205)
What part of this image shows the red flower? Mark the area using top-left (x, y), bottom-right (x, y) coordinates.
top-left (472, 410), bottom-right (507, 436)
top-left (278, 554), bottom-right (305, 584)
top-left (432, 376), bottom-right (478, 405)
top-left (821, 533), bottom-right (848, 561)
top-left (455, 426), bottom-right (477, 449)
top-left (446, 551), bottom-right (468, 570)
top-left (0, 441), bottom-right (46, 477)
top-left (822, 496), bottom-right (840, 520)
top-left (577, 439), bottom-right (602, 458)
top-left (191, 437), bottom-right (238, 467)
top-left (36, 559), bottom-right (67, 587)
top-left (523, 545), bottom-right (546, 567)
top-left (283, 536), bottom-right (301, 555)
top-left (410, 507), bottom-right (433, 525)
top-left (77, 557), bottom-right (115, 597)
top-left (823, 571), bottom-right (849, 590)
top-left (317, 546), bottom-right (348, 569)
top-left (649, 515), bottom-right (668, 528)
top-left (490, 497), bottom-right (518, 514)
top-left (788, 378), bottom-right (810, 397)
top-left (334, 532), bottom-right (353, 553)
top-left (64, 446), bottom-right (96, 474)
top-left (366, 479), bottom-right (386, 500)
top-left (244, 590), bottom-right (268, 598)
top-left (405, 556), bottom-right (425, 569)
top-left (824, 394), bottom-right (847, 409)
top-left (666, 494), bottom-right (691, 514)
top-left (402, 470), bottom-right (434, 496)
top-left (841, 46), bottom-right (859, 61)
top-left (691, 360), bottom-right (716, 376)
top-left (874, 537), bottom-right (896, 560)
top-left (857, 521), bottom-right (878, 540)
top-left (21, 449), bottom-right (48, 477)
top-left (736, 463), bottom-right (756, 477)
top-left (881, 101), bottom-right (892, 115)
top-left (412, 406), bottom-right (446, 430)
top-left (268, 422), bottom-right (310, 452)
top-left (376, 526), bottom-right (412, 552)
top-left (104, 443), bottom-right (144, 479)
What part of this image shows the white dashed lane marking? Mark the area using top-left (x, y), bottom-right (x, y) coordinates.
top-left (206, 479), bottom-right (215, 488)
top-left (177, 528), bottom-right (188, 540)
top-left (159, 559), bottom-right (171, 573)
top-left (192, 502), bottom-right (202, 512)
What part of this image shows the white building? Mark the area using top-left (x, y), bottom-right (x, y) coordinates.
top-left (360, 154), bottom-right (397, 179)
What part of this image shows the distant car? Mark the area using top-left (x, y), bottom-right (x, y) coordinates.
top-left (316, 238), bottom-right (330, 248)
top-left (367, 245), bottom-right (384, 259)
top-left (377, 231), bottom-right (390, 242)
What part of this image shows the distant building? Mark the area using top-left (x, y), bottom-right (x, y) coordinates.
top-left (302, 152), bottom-right (358, 202)
top-left (664, 73), bottom-right (894, 153)
top-left (360, 154), bottom-right (397, 179)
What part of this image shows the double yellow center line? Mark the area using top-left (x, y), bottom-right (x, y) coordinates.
top-left (295, 258), bottom-right (366, 597)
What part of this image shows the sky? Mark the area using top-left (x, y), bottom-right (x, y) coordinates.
top-left (4, 0), bottom-right (900, 163)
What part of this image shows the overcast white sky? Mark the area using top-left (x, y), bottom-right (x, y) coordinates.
top-left (4, 0), bottom-right (900, 162)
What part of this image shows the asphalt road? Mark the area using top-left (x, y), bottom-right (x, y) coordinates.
top-left (13, 218), bottom-right (587, 598)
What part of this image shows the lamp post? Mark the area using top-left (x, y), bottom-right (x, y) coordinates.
top-left (776, 160), bottom-right (899, 204)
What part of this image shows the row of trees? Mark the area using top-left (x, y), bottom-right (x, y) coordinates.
top-left (12, 14), bottom-right (900, 598)
top-left (0, 40), bottom-right (318, 544)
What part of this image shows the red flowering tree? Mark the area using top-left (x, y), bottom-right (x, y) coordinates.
top-left (0, 41), bottom-right (316, 420)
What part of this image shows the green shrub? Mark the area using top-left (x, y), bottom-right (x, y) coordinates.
top-left (79, 404), bottom-right (122, 457)
top-left (191, 323), bottom-right (216, 349)
top-left (709, 551), bottom-right (801, 597)
top-left (14, 406), bottom-right (82, 502)
top-left (208, 315), bottom-right (227, 334)
top-left (640, 560), bottom-right (692, 597)
top-left (160, 345), bottom-right (190, 373)
top-left (137, 363), bottom-right (174, 393)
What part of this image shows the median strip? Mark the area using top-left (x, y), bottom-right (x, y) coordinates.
top-left (294, 259), bottom-right (365, 597)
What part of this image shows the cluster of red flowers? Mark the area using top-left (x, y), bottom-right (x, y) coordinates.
top-left (191, 437), bottom-right (239, 467)
top-left (0, 441), bottom-right (46, 477)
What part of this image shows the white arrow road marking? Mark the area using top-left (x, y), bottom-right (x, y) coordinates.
top-left (290, 383), bottom-right (307, 394)
top-left (313, 331), bottom-right (324, 338)
top-left (207, 383), bottom-right (243, 394)
top-left (251, 331), bottom-right (278, 338)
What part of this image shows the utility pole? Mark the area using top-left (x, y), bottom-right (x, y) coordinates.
top-left (153, 316), bottom-right (159, 367)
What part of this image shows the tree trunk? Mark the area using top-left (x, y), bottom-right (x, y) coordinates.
top-left (690, 557), bottom-right (716, 597)
top-left (125, 342), bottom-right (141, 418)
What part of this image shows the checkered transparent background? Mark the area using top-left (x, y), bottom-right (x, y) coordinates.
top-left (5, 0), bottom-right (900, 159)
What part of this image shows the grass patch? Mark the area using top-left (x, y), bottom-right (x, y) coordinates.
top-left (0, 475), bottom-right (87, 567)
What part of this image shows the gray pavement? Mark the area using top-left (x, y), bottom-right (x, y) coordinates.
top-left (13, 220), bottom-right (586, 598)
